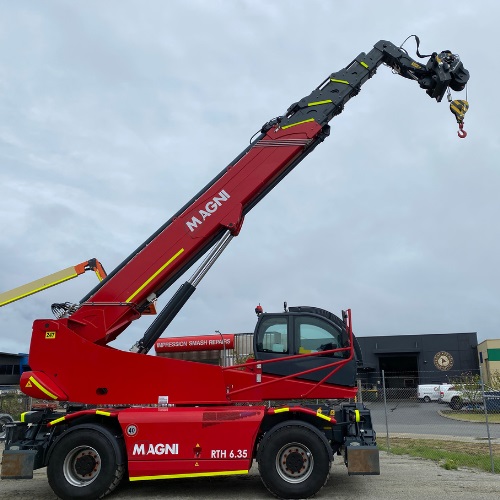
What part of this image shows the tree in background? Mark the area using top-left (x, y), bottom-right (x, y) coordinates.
top-left (450, 372), bottom-right (482, 405)
top-left (489, 370), bottom-right (500, 390)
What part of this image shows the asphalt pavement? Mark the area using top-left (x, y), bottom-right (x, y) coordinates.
top-left (366, 400), bottom-right (500, 440)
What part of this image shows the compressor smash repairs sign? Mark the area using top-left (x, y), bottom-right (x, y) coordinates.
top-left (155, 334), bottom-right (235, 353)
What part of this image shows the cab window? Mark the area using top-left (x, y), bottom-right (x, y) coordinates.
top-left (295, 316), bottom-right (343, 356)
top-left (256, 317), bottom-right (288, 354)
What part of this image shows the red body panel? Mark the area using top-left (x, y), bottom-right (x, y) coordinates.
top-left (118, 406), bottom-right (265, 479)
top-left (23, 320), bottom-right (228, 405)
top-left (20, 371), bottom-right (68, 401)
top-left (22, 318), bottom-right (356, 404)
top-left (224, 366), bottom-right (357, 401)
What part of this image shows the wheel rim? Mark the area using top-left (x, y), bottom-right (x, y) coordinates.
top-left (63, 445), bottom-right (102, 487)
top-left (275, 441), bottom-right (314, 483)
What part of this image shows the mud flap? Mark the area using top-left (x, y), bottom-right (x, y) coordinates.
top-left (1, 449), bottom-right (37, 479)
top-left (346, 445), bottom-right (380, 475)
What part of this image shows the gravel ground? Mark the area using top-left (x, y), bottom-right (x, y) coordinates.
top-left (1, 450), bottom-right (499, 499)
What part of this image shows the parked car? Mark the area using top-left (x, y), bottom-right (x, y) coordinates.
top-left (418, 383), bottom-right (453, 403)
top-left (441, 386), bottom-right (483, 410)
top-left (484, 391), bottom-right (500, 412)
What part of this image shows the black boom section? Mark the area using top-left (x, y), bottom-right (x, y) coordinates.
top-left (266, 40), bottom-right (469, 135)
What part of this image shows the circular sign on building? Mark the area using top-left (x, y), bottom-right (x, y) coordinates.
top-left (433, 351), bottom-right (454, 371)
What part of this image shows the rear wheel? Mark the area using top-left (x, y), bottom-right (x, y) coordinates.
top-left (47, 428), bottom-right (125, 500)
top-left (258, 424), bottom-right (330, 499)
top-left (450, 396), bottom-right (463, 410)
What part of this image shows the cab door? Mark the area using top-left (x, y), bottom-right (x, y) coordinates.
top-left (290, 313), bottom-right (356, 387)
top-left (255, 312), bottom-right (357, 387)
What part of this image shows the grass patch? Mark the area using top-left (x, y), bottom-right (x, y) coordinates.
top-left (378, 437), bottom-right (500, 474)
top-left (441, 411), bottom-right (500, 423)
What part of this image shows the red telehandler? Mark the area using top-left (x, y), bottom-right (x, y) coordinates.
top-left (1, 38), bottom-right (469, 499)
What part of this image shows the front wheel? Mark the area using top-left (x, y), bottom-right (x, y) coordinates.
top-left (258, 424), bottom-right (330, 499)
top-left (423, 396), bottom-right (431, 403)
top-left (47, 428), bottom-right (125, 500)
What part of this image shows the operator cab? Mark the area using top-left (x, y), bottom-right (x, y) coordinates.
top-left (253, 305), bottom-right (361, 388)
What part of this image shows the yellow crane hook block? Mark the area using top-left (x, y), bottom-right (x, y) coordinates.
top-left (450, 99), bottom-right (469, 138)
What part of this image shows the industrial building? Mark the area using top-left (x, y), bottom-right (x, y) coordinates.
top-left (478, 339), bottom-right (500, 386)
top-left (0, 352), bottom-right (28, 387)
top-left (356, 332), bottom-right (479, 391)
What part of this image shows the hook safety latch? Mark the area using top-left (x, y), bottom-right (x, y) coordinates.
top-left (450, 99), bottom-right (469, 139)
top-left (457, 122), bottom-right (467, 139)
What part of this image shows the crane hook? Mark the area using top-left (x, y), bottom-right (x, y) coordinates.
top-left (457, 122), bottom-right (467, 139)
top-left (450, 99), bottom-right (469, 139)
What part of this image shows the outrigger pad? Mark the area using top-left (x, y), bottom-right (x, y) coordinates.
top-left (346, 445), bottom-right (380, 475)
top-left (1, 450), bottom-right (37, 479)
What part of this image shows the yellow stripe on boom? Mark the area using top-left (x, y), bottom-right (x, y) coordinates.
top-left (281, 118), bottom-right (315, 130)
top-left (308, 99), bottom-right (333, 106)
top-left (330, 78), bottom-right (349, 85)
top-left (127, 248), bottom-right (185, 302)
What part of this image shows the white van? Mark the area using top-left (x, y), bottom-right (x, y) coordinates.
top-left (438, 383), bottom-right (453, 403)
top-left (417, 384), bottom-right (440, 402)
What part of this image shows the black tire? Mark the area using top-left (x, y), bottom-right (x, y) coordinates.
top-left (423, 396), bottom-right (431, 403)
top-left (0, 415), bottom-right (13, 440)
top-left (450, 396), bottom-right (463, 410)
top-left (258, 424), bottom-right (330, 499)
top-left (47, 429), bottom-right (125, 500)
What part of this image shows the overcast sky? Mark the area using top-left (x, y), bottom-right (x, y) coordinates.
top-left (0, 1), bottom-right (497, 356)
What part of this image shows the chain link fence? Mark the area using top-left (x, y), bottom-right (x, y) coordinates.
top-left (0, 388), bottom-right (57, 439)
top-left (0, 388), bottom-right (30, 417)
top-left (358, 369), bottom-right (500, 474)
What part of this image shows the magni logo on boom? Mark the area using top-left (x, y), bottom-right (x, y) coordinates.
top-left (185, 190), bottom-right (231, 232)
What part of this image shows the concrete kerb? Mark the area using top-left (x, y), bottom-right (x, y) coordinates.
top-left (437, 409), bottom-right (500, 424)
top-left (376, 432), bottom-right (500, 443)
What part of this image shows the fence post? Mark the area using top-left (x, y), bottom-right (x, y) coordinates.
top-left (479, 366), bottom-right (495, 473)
top-left (382, 369), bottom-right (390, 452)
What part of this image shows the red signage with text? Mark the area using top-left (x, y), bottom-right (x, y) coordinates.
top-left (155, 334), bottom-right (235, 353)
